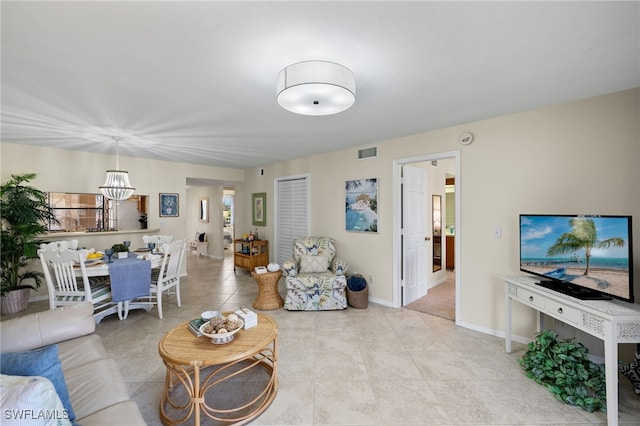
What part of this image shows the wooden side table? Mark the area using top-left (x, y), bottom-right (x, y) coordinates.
top-left (251, 270), bottom-right (284, 310)
top-left (158, 314), bottom-right (278, 425)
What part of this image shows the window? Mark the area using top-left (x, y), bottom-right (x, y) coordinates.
top-left (47, 193), bottom-right (149, 232)
top-left (48, 193), bottom-right (108, 232)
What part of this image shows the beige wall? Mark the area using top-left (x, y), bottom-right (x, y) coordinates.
top-left (237, 88), bottom-right (639, 347)
top-left (0, 143), bottom-right (244, 297)
top-left (2, 88), bottom-right (638, 353)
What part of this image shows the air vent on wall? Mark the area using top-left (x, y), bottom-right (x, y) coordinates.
top-left (357, 146), bottom-right (377, 160)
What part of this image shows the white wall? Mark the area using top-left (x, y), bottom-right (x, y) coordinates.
top-left (2, 89), bottom-right (638, 358)
top-left (0, 143), bottom-right (245, 297)
top-left (237, 88), bottom-right (639, 350)
top-left (186, 185), bottom-right (225, 259)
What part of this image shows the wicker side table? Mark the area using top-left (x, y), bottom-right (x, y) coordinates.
top-left (158, 315), bottom-right (278, 425)
top-left (251, 270), bottom-right (284, 310)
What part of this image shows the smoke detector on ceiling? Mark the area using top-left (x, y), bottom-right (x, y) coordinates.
top-left (459, 132), bottom-right (474, 145)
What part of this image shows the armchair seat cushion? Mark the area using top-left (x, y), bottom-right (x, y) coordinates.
top-left (285, 275), bottom-right (347, 311)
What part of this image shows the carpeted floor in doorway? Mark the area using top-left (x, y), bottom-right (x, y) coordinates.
top-left (405, 271), bottom-right (455, 320)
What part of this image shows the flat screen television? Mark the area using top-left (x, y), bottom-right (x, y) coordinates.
top-left (519, 214), bottom-right (634, 303)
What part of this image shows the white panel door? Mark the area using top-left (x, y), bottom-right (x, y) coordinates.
top-left (402, 165), bottom-right (428, 305)
top-left (276, 176), bottom-right (309, 265)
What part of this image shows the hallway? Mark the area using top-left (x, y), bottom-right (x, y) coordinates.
top-left (406, 269), bottom-right (455, 320)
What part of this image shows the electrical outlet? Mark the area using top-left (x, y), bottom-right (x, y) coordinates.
top-left (368, 275), bottom-right (373, 285)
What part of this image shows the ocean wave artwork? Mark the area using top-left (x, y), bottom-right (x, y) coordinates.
top-left (345, 178), bottom-right (378, 232)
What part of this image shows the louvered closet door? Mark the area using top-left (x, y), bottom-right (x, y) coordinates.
top-left (276, 176), bottom-right (309, 265)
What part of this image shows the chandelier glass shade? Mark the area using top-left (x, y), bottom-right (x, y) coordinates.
top-left (99, 137), bottom-right (135, 200)
top-left (276, 61), bottom-right (356, 116)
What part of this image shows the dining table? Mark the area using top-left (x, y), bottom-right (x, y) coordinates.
top-left (76, 249), bottom-right (164, 320)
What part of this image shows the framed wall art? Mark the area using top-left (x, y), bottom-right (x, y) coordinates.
top-left (159, 193), bottom-right (179, 217)
top-left (345, 178), bottom-right (378, 232)
top-left (252, 192), bottom-right (266, 226)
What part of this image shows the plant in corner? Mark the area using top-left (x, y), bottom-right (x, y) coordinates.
top-left (518, 329), bottom-right (607, 413)
top-left (1, 173), bottom-right (58, 314)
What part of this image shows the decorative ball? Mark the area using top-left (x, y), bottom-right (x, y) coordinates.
top-left (267, 263), bottom-right (280, 272)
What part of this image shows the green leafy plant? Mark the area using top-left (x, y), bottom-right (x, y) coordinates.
top-left (518, 329), bottom-right (607, 413)
top-left (111, 243), bottom-right (129, 253)
top-left (1, 173), bottom-right (58, 296)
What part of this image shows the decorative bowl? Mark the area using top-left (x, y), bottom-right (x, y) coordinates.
top-left (200, 310), bottom-right (220, 321)
top-left (267, 263), bottom-right (280, 272)
top-left (199, 319), bottom-right (244, 344)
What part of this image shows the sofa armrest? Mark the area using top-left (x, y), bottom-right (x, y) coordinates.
top-left (331, 257), bottom-right (349, 275)
top-left (0, 302), bottom-right (95, 353)
top-left (282, 258), bottom-right (299, 277)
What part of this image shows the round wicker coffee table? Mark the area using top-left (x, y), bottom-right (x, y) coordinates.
top-left (158, 314), bottom-right (278, 425)
top-left (251, 270), bottom-right (284, 310)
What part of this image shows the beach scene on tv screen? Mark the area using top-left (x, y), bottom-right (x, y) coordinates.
top-left (520, 216), bottom-right (630, 299)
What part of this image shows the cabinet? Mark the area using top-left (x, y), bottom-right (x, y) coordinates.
top-left (234, 239), bottom-right (268, 272)
top-left (503, 275), bottom-right (640, 426)
top-left (445, 236), bottom-right (455, 270)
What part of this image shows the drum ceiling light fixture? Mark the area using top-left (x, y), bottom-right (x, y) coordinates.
top-left (276, 61), bottom-right (356, 116)
top-left (99, 136), bottom-right (135, 200)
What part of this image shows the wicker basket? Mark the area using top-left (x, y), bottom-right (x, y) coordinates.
top-left (347, 286), bottom-right (368, 309)
top-left (0, 288), bottom-right (30, 315)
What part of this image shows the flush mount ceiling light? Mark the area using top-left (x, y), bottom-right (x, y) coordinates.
top-left (276, 61), bottom-right (356, 116)
top-left (99, 136), bottom-right (135, 200)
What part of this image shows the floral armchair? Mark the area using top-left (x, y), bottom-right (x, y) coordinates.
top-left (282, 237), bottom-right (349, 310)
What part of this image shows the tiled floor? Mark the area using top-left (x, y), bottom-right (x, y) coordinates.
top-left (8, 251), bottom-right (640, 425)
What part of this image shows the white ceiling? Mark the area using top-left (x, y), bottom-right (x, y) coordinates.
top-left (2, 1), bottom-right (638, 169)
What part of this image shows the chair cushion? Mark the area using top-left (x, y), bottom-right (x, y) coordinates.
top-left (299, 254), bottom-right (330, 273)
top-left (0, 374), bottom-right (71, 426)
top-left (347, 275), bottom-right (367, 291)
top-left (0, 345), bottom-right (77, 424)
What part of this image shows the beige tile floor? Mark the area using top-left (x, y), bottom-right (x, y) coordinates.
top-left (7, 251), bottom-right (640, 425)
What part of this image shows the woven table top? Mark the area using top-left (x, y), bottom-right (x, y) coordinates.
top-left (158, 313), bottom-right (278, 366)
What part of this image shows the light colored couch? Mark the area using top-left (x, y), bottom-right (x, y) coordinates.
top-left (0, 302), bottom-right (145, 425)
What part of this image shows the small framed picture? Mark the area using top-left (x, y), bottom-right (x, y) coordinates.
top-left (159, 193), bottom-right (179, 217)
top-left (252, 192), bottom-right (266, 226)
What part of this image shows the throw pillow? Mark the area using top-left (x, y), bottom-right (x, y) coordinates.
top-left (1, 345), bottom-right (77, 424)
top-left (299, 254), bottom-right (330, 273)
top-left (0, 374), bottom-right (72, 426)
top-left (198, 233), bottom-right (206, 242)
top-left (347, 275), bottom-right (367, 292)
top-left (620, 350), bottom-right (640, 395)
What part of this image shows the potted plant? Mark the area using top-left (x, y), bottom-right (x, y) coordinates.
top-left (1, 173), bottom-right (58, 314)
top-left (111, 243), bottom-right (130, 259)
top-left (518, 329), bottom-right (607, 413)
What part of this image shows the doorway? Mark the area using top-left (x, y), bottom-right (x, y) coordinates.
top-left (392, 151), bottom-right (460, 323)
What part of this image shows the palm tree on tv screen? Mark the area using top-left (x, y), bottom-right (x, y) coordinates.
top-left (546, 218), bottom-right (624, 276)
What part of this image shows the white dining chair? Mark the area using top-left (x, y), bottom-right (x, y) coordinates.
top-left (38, 248), bottom-right (115, 322)
top-left (149, 239), bottom-right (186, 319)
top-left (40, 239), bottom-right (79, 251)
top-left (142, 234), bottom-right (174, 248)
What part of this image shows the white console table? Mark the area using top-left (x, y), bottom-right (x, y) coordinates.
top-left (503, 275), bottom-right (640, 426)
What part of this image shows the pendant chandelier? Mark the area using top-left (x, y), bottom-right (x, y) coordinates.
top-left (99, 137), bottom-right (135, 200)
top-left (276, 61), bottom-right (356, 116)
